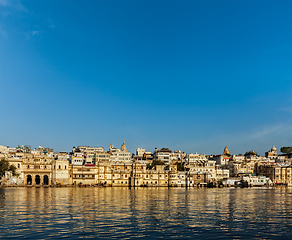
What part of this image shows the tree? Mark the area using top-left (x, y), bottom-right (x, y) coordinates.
top-left (9, 164), bottom-right (18, 176)
top-left (244, 150), bottom-right (257, 156)
top-left (280, 146), bottom-right (292, 154)
top-left (175, 162), bottom-right (184, 171)
top-left (146, 160), bottom-right (165, 170)
top-left (0, 159), bottom-right (18, 178)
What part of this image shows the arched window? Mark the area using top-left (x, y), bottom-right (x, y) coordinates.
top-left (59, 165), bottom-right (61, 169)
top-left (18, 164), bottom-right (20, 168)
top-left (65, 165), bottom-right (67, 169)
top-left (27, 165), bottom-right (30, 169)
top-left (54, 165), bottom-right (55, 169)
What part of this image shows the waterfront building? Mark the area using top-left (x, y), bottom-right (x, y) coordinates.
top-left (185, 159), bottom-right (216, 180)
top-left (22, 154), bottom-right (53, 185)
top-left (3, 143), bottom-right (292, 188)
top-left (242, 175), bottom-right (272, 186)
top-left (228, 157), bottom-right (257, 177)
top-left (4, 151), bottom-right (25, 184)
top-left (52, 154), bottom-right (71, 185)
top-left (255, 161), bottom-right (292, 185)
top-left (214, 168), bottom-right (230, 181)
top-left (72, 164), bottom-right (96, 185)
top-left (142, 164), bottom-right (177, 187)
top-left (177, 171), bottom-right (211, 187)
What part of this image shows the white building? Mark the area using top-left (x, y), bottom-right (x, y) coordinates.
top-left (242, 175), bottom-right (273, 186)
top-left (186, 153), bottom-right (207, 164)
top-left (72, 151), bottom-right (84, 166)
top-left (110, 141), bottom-right (131, 163)
top-left (153, 148), bottom-right (172, 164)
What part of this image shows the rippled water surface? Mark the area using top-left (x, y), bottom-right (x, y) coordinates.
top-left (1, 187), bottom-right (292, 239)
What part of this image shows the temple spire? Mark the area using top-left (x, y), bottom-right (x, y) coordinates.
top-left (223, 146), bottom-right (230, 155)
top-left (121, 140), bottom-right (127, 152)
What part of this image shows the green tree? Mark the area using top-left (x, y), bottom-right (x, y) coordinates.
top-left (0, 159), bottom-right (18, 178)
top-left (9, 164), bottom-right (18, 176)
top-left (244, 150), bottom-right (257, 156)
top-left (280, 146), bottom-right (292, 154)
top-left (175, 162), bottom-right (184, 171)
top-left (146, 160), bottom-right (165, 170)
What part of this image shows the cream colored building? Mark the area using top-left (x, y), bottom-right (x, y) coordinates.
top-left (185, 160), bottom-right (216, 180)
top-left (110, 141), bottom-right (131, 162)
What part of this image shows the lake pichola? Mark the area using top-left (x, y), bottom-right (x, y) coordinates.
top-left (1, 187), bottom-right (292, 239)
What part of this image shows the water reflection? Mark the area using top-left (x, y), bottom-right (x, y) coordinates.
top-left (0, 187), bottom-right (292, 239)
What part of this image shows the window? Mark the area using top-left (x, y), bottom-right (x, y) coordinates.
top-left (65, 165), bottom-right (67, 169)
top-left (59, 165), bottom-right (61, 169)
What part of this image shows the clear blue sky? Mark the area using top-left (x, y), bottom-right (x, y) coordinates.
top-left (0, 0), bottom-right (291, 155)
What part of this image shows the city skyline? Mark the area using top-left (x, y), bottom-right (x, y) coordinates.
top-left (0, 0), bottom-right (291, 156)
top-left (0, 142), bottom-right (286, 158)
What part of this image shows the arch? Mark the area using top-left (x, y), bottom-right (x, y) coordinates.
top-left (43, 175), bottom-right (49, 185)
top-left (65, 165), bottom-right (67, 169)
top-left (35, 175), bottom-right (41, 185)
top-left (18, 164), bottom-right (20, 168)
top-left (27, 175), bottom-right (32, 185)
top-left (59, 165), bottom-right (61, 169)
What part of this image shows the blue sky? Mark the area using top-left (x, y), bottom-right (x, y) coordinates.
top-left (0, 0), bottom-right (291, 155)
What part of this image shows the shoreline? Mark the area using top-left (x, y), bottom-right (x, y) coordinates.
top-left (0, 184), bottom-right (282, 189)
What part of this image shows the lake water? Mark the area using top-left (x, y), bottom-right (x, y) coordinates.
top-left (1, 187), bottom-right (292, 239)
